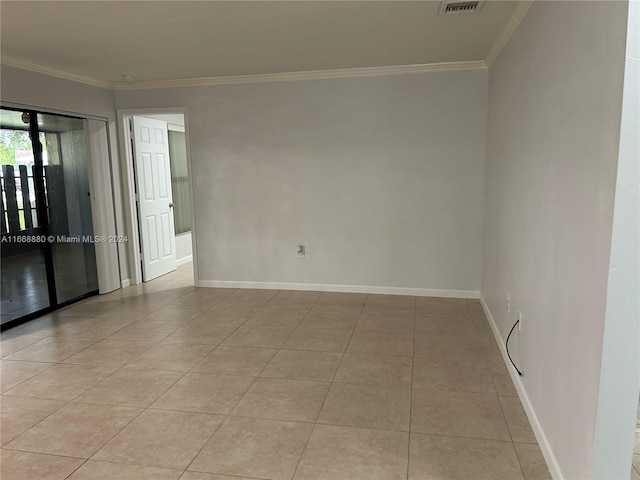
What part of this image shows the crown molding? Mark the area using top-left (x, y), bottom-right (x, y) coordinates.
top-left (486, 0), bottom-right (534, 67)
top-left (113, 61), bottom-right (487, 91)
top-left (1, 56), bottom-right (114, 90)
top-left (1, 57), bottom-right (487, 92)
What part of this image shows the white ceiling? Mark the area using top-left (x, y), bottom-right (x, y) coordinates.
top-left (1, 1), bottom-right (518, 86)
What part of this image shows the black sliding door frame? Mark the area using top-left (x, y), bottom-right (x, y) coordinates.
top-left (28, 109), bottom-right (59, 309)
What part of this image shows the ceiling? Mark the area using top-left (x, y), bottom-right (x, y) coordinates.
top-left (1, 1), bottom-right (518, 87)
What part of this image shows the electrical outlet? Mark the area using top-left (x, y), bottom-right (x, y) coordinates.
top-left (196, 176), bottom-right (204, 187)
top-left (518, 311), bottom-right (522, 331)
top-left (506, 293), bottom-right (511, 313)
top-left (296, 244), bottom-right (305, 259)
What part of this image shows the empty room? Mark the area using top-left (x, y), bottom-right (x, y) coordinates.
top-left (0, 1), bottom-right (638, 480)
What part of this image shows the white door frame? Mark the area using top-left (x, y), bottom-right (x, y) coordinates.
top-left (116, 107), bottom-right (198, 286)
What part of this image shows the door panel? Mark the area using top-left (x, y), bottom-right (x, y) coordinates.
top-left (38, 113), bottom-right (99, 304)
top-left (146, 216), bottom-right (159, 262)
top-left (160, 213), bottom-right (172, 256)
top-left (142, 153), bottom-right (154, 200)
top-left (132, 116), bottom-right (176, 281)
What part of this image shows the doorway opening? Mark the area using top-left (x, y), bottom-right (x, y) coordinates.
top-left (118, 109), bottom-right (196, 286)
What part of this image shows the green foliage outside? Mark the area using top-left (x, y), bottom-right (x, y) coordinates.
top-left (0, 129), bottom-right (32, 165)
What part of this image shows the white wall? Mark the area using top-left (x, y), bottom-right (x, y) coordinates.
top-left (592, 1), bottom-right (640, 477)
top-left (176, 232), bottom-right (193, 264)
top-left (141, 113), bottom-right (185, 127)
top-left (481, 2), bottom-right (628, 479)
top-left (1, 65), bottom-right (128, 283)
top-left (116, 70), bottom-right (488, 294)
top-left (1, 66), bottom-right (115, 121)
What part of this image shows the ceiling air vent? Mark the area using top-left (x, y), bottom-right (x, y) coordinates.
top-left (439, 1), bottom-right (483, 15)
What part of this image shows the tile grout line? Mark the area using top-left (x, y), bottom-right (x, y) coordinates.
top-left (469, 296), bottom-right (527, 480)
top-left (3, 332), bottom-right (106, 364)
top-left (271, 292), bottom-right (332, 480)
top-left (1, 443), bottom-right (91, 480)
top-left (0, 360), bottom-right (57, 395)
top-left (407, 295), bottom-right (417, 480)
top-left (5, 362), bottom-right (160, 479)
top-left (181, 289), bottom-right (318, 477)
top-left (289, 292), bottom-right (367, 480)
top-left (10, 273), bottom-right (206, 477)
top-left (495, 390), bottom-right (528, 479)
top-left (81, 291), bottom-right (221, 477)
top-left (26, 274), bottom-right (200, 480)
top-left (171, 303), bottom-right (273, 476)
top-left (79, 362), bottom-right (190, 473)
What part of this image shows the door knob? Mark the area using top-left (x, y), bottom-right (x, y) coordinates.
top-left (169, 203), bottom-right (174, 208)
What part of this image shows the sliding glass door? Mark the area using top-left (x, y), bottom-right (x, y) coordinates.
top-left (38, 113), bottom-right (99, 303)
top-left (0, 107), bottom-right (99, 325)
top-left (0, 109), bottom-right (50, 322)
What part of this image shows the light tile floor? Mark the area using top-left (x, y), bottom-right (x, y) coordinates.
top-left (0, 263), bottom-right (551, 480)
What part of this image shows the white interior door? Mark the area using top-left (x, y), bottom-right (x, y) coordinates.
top-left (132, 116), bottom-right (176, 281)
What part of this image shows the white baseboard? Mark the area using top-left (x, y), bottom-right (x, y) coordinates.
top-left (196, 280), bottom-right (479, 298)
top-left (176, 255), bottom-right (193, 267)
top-left (479, 295), bottom-right (564, 480)
top-left (120, 278), bottom-right (130, 288)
